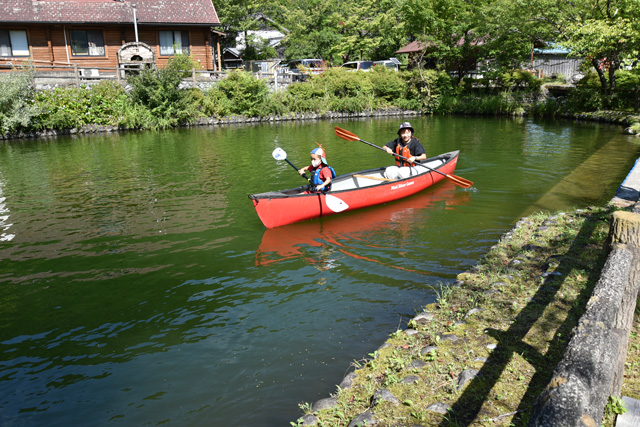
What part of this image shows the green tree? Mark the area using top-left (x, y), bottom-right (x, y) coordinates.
top-left (399, 0), bottom-right (490, 83)
top-left (281, 0), bottom-right (343, 61)
top-left (491, 0), bottom-right (640, 98)
top-left (215, 0), bottom-right (278, 55)
top-left (331, 0), bottom-right (404, 62)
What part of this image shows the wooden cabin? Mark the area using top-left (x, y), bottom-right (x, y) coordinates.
top-left (0, 0), bottom-right (224, 74)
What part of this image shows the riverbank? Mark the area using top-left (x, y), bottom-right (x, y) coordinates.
top-left (0, 108), bottom-right (420, 141)
top-left (293, 203), bottom-right (640, 426)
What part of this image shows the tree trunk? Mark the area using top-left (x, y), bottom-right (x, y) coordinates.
top-left (610, 211), bottom-right (640, 394)
top-left (591, 57), bottom-right (609, 96)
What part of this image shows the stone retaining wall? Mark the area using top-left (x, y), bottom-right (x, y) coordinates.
top-left (563, 110), bottom-right (640, 136)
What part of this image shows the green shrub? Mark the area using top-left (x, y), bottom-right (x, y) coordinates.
top-left (212, 71), bottom-right (271, 117)
top-left (312, 68), bottom-right (376, 112)
top-left (201, 86), bottom-right (232, 117)
top-left (402, 69), bottom-right (454, 112)
top-left (283, 82), bottom-right (327, 112)
top-left (480, 69), bottom-right (541, 93)
top-left (367, 66), bottom-right (405, 104)
top-left (85, 81), bottom-right (130, 123)
top-left (127, 55), bottom-right (203, 128)
top-left (0, 66), bottom-right (40, 133)
top-left (530, 97), bottom-right (561, 117)
top-left (166, 53), bottom-right (203, 77)
top-left (32, 82), bottom-right (139, 130)
top-left (33, 86), bottom-right (92, 129)
top-left (564, 73), bottom-right (604, 112)
top-left (435, 93), bottom-right (529, 115)
top-left (613, 70), bottom-right (640, 110)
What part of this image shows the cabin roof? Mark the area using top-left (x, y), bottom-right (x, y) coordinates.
top-left (395, 40), bottom-right (429, 54)
top-left (0, 0), bottom-right (220, 26)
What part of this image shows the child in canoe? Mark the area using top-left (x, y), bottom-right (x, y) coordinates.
top-left (298, 147), bottom-right (336, 193)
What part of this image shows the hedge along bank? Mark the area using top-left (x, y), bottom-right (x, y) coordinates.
top-left (2, 62), bottom-right (640, 139)
top-left (0, 65), bottom-right (430, 138)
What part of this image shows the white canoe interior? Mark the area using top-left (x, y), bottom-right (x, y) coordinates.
top-left (330, 158), bottom-right (446, 192)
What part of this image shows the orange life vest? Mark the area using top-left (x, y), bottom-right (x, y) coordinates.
top-left (394, 144), bottom-right (414, 167)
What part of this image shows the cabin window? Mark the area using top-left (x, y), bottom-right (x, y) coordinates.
top-left (159, 30), bottom-right (190, 55)
top-left (70, 30), bottom-right (105, 56)
top-left (0, 30), bottom-right (29, 57)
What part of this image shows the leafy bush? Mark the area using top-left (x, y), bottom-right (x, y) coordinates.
top-left (498, 70), bottom-right (542, 93)
top-left (86, 81), bottom-right (130, 122)
top-left (283, 82), bottom-right (328, 112)
top-left (313, 68), bottom-right (375, 112)
top-left (613, 70), bottom-right (640, 110)
top-left (435, 93), bottom-right (532, 115)
top-left (201, 86), bottom-right (233, 117)
top-left (530, 97), bottom-right (562, 117)
top-left (564, 72), bottom-right (604, 112)
top-left (127, 55), bottom-right (203, 128)
top-left (266, 89), bottom-right (289, 116)
top-left (33, 86), bottom-right (91, 129)
top-left (33, 82), bottom-right (133, 130)
top-left (166, 53), bottom-right (203, 77)
top-left (401, 69), bottom-right (454, 112)
top-left (210, 71), bottom-right (271, 117)
top-left (367, 66), bottom-right (405, 104)
top-left (0, 67), bottom-right (40, 134)
top-left (466, 69), bottom-right (542, 95)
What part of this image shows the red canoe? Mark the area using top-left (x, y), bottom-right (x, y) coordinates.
top-left (249, 150), bottom-right (460, 228)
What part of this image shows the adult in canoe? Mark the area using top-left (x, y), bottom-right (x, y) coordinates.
top-left (382, 121), bottom-right (427, 180)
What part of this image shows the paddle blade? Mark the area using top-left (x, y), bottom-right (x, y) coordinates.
top-left (325, 194), bottom-right (349, 213)
top-left (446, 174), bottom-right (474, 189)
top-left (272, 147), bottom-right (287, 161)
top-left (334, 126), bottom-right (360, 142)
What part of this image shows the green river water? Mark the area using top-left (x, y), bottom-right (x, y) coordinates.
top-left (0, 116), bottom-right (638, 425)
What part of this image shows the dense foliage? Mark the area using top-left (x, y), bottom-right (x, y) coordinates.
top-left (0, 65), bottom-right (570, 136)
top-left (215, 0), bottom-right (640, 106)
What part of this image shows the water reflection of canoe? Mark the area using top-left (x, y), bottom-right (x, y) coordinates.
top-left (249, 150), bottom-right (460, 228)
top-left (255, 179), bottom-right (470, 267)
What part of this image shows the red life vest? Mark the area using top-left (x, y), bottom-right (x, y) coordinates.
top-left (395, 144), bottom-right (414, 167)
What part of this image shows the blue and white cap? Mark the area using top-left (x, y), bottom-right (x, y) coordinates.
top-left (310, 147), bottom-right (328, 165)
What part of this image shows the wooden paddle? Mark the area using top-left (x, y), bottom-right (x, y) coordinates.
top-left (334, 126), bottom-right (474, 188)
